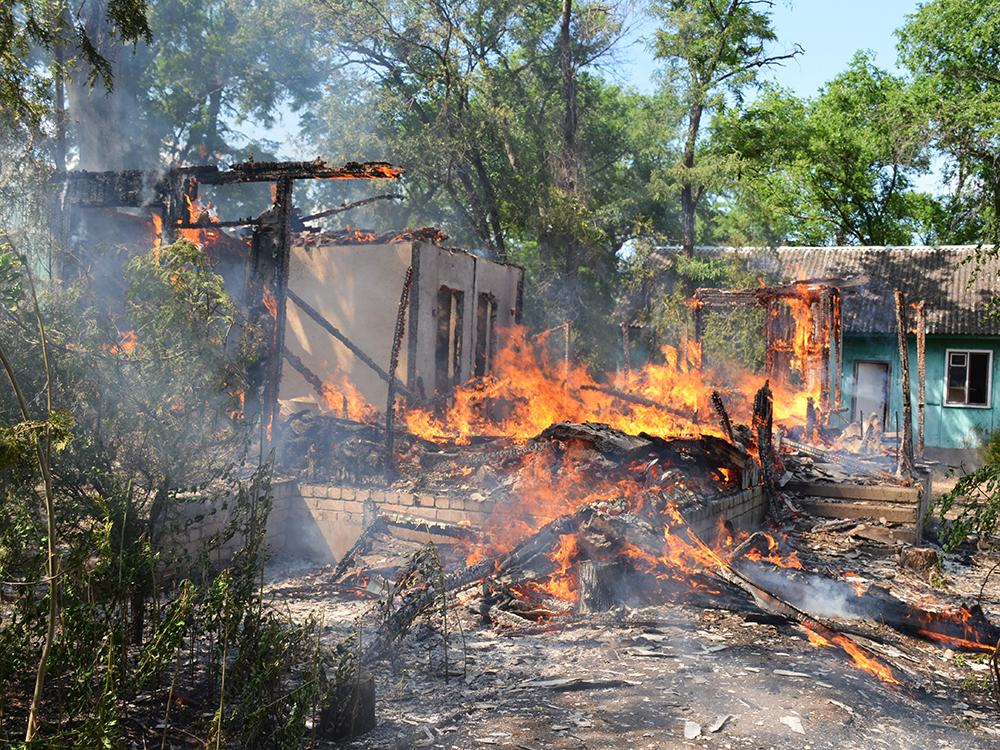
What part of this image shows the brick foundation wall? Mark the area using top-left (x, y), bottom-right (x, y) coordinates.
top-left (275, 480), bottom-right (769, 564)
top-left (173, 477), bottom-right (769, 566)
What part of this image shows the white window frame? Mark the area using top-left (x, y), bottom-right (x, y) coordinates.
top-left (944, 348), bottom-right (993, 408)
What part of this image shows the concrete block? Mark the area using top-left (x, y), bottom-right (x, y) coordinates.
top-left (341, 488), bottom-right (356, 501)
top-left (448, 497), bottom-right (465, 511)
top-left (435, 496), bottom-right (450, 509)
top-left (415, 494), bottom-right (434, 508)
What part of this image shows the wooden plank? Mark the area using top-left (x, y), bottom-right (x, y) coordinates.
top-left (785, 482), bottom-right (920, 504)
top-left (798, 500), bottom-right (916, 524)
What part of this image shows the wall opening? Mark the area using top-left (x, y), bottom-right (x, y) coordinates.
top-left (475, 292), bottom-right (498, 378)
top-left (435, 286), bottom-right (464, 394)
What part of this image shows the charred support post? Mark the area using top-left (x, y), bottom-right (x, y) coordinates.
top-left (819, 288), bottom-right (831, 417)
top-left (246, 177), bottom-right (294, 440)
top-left (563, 321), bottom-right (571, 385)
top-left (833, 291), bottom-right (843, 409)
top-left (895, 290), bottom-right (914, 478)
top-left (385, 267), bottom-right (413, 483)
top-left (711, 391), bottom-right (735, 445)
top-left (753, 381), bottom-right (782, 521)
top-left (622, 321), bottom-right (630, 385)
top-left (916, 301), bottom-right (926, 458)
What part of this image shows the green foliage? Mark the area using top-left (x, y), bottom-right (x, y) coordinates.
top-left (305, 0), bottom-right (647, 370)
top-left (648, 0), bottom-right (800, 252)
top-left (933, 466), bottom-right (1000, 553)
top-left (713, 53), bottom-right (933, 246)
top-left (122, 0), bottom-right (325, 169)
top-left (0, 0), bottom-right (151, 129)
top-left (898, 0), bottom-right (1000, 244)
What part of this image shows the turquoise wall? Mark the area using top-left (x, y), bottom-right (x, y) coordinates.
top-left (838, 334), bottom-right (1000, 450)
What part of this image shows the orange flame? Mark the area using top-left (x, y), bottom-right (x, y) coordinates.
top-left (318, 367), bottom-right (379, 423)
top-left (804, 622), bottom-right (902, 686)
top-left (106, 330), bottom-right (137, 356)
top-left (150, 213), bottom-right (163, 247)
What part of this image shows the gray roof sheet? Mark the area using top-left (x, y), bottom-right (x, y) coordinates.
top-left (646, 246), bottom-right (1000, 337)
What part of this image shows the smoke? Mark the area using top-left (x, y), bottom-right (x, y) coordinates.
top-left (737, 562), bottom-right (867, 621)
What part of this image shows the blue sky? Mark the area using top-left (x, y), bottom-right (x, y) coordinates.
top-left (620, 0), bottom-right (923, 98)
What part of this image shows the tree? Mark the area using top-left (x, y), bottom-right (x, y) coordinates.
top-left (0, 0), bottom-right (150, 132)
top-left (714, 53), bottom-right (932, 246)
top-left (897, 0), bottom-right (1000, 244)
top-left (306, 0), bottom-right (654, 368)
top-left (649, 0), bottom-right (800, 257)
top-left (121, 0), bottom-right (326, 170)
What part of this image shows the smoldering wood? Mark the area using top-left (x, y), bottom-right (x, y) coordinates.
top-left (245, 176), bottom-right (293, 438)
top-left (782, 436), bottom-right (901, 485)
top-left (300, 193), bottom-right (405, 223)
top-left (579, 383), bottom-right (694, 422)
top-left (286, 287), bottom-right (419, 402)
top-left (56, 160), bottom-right (402, 210)
top-left (711, 391), bottom-right (735, 445)
top-left (752, 382), bottom-right (782, 521)
top-left (282, 346), bottom-right (330, 404)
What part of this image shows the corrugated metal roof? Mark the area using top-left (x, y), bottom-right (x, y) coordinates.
top-left (645, 246), bottom-right (1000, 337)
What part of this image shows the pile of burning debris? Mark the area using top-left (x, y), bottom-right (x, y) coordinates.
top-left (263, 407), bottom-right (1000, 747)
top-left (263, 372), bottom-right (1000, 744)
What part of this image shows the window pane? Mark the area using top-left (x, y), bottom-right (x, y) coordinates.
top-left (968, 352), bottom-right (991, 405)
top-left (947, 356), bottom-right (967, 404)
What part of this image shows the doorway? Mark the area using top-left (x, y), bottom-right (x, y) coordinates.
top-left (852, 360), bottom-right (890, 428)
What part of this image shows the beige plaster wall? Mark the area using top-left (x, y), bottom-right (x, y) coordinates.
top-left (282, 241), bottom-right (413, 408)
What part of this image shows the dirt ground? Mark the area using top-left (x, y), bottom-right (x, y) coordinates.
top-left (263, 516), bottom-right (1000, 750)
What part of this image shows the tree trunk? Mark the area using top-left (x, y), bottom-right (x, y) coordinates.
top-left (65, 0), bottom-right (124, 172)
top-left (680, 102), bottom-right (703, 259)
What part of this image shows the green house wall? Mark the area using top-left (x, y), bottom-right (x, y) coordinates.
top-left (839, 334), bottom-right (1000, 451)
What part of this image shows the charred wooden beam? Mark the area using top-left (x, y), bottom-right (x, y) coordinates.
top-left (286, 288), bottom-right (419, 402)
top-left (579, 383), bottom-right (694, 422)
top-left (54, 160), bottom-right (402, 208)
top-left (752, 381), bottom-right (782, 521)
top-left (282, 346), bottom-right (330, 405)
top-left (711, 390), bottom-right (735, 445)
top-left (300, 193), bottom-right (404, 223)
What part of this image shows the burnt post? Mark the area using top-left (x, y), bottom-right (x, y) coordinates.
top-left (895, 290), bottom-right (914, 478)
top-left (753, 381), bottom-right (782, 522)
top-left (246, 177), bottom-right (294, 441)
top-left (916, 301), bottom-right (926, 458)
top-left (385, 267), bottom-right (413, 483)
top-left (621, 321), bottom-right (630, 385)
top-left (833, 290), bottom-right (843, 409)
top-left (819, 288), bottom-right (831, 417)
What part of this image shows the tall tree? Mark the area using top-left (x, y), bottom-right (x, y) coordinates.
top-left (715, 53), bottom-right (931, 246)
top-left (897, 0), bottom-right (1000, 243)
top-left (122, 0), bottom-right (325, 169)
top-left (307, 0), bottom-right (655, 368)
top-left (649, 0), bottom-right (800, 256)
